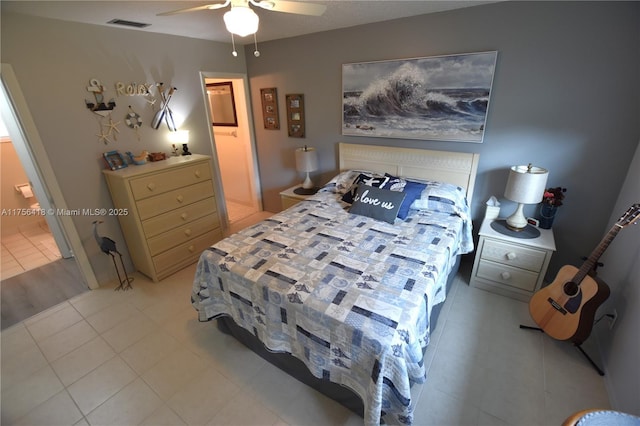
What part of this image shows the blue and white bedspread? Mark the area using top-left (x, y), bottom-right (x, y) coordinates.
top-left (192, 190), bottom-right (473, 425)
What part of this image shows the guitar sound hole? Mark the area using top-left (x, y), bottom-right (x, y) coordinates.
top-left (564, 281), bottom-right (580, 297)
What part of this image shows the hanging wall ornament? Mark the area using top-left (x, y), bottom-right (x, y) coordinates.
top-left (85, 79), bottom-right (116, 116)
top-left (103, 114), bottom-right (121, 141)
top-left (125, 106), bottom-right (142, 141)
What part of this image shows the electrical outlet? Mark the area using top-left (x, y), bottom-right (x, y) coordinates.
top-left (608, 309), bottom-right (618, 330)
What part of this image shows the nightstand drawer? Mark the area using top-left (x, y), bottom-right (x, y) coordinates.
top-left (481, 239), bottom-right (547, 272)
top-left (476, 260), bottom-right (539, 292)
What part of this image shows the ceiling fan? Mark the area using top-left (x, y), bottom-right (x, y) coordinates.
top-left (158, 0), bottom-right (326, 57)
top-left (157, 0), bottom-right (327, 18)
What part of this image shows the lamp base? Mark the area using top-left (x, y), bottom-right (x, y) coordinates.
top-left (491, 220), bottom-right (540, 239)
top-left (293, 187), bottom-right (317, 195)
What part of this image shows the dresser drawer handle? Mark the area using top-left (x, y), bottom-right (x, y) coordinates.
top-left (194, 170), bottom-right (201, 178)
top-left (500, 272), bottom-right (511, 280)
top-left (181, 213), bottom-right (188, 221)
top-left (176, 195), bottom-right (184, 203)
top-left (184, 228), bottom-right (192, 237)
top-left (188, 245), bottom-right (195, 252)
top-left (147, 183), bottom-right (156, 191)
top-left (506, 252), bottom-right (517, 260)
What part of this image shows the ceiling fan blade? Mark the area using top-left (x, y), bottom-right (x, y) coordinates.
top-left (251, 0), bottom-right (326, 16)
top-left (157, 1), bottom-right (231, 16)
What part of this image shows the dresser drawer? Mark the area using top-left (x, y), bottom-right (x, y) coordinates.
top-left (152, 229), bottom-right (222, 275)
top-left (142, 197), bottom-right (216, 238)
top-left (136, 181), bottom-right (214, 220)
top-left (480, 239), bottom-right (546, 272)
top-left (129, 163), bottom-right (212, 200)
top-left (475, 260), bottom-right (539, 292)
top-left (147, 214), bottom-right (220, 256)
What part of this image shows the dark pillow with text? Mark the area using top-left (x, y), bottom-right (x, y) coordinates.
top-left (349, 185), bottom-right (406, 224)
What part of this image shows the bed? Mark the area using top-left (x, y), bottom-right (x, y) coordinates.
top-left (192, 143), bottom-right (479, 425)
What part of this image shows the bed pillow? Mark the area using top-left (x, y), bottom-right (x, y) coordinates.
top-left (383, 174), bottom-right (427, 219)
top-left (320, 170), bottom-right (383, 195)
top-left (341, 173), bottom-right (390, 204)
top-left (410, 181), bottom-right (470, 221)
top-left (349, 185), bottom-right (406, 224)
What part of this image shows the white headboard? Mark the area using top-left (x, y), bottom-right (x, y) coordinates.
top-left (339, 143), bottom-right (480, 203)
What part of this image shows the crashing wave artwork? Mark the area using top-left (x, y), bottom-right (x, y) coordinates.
top-left (342, 51), bottom-right (497, 143)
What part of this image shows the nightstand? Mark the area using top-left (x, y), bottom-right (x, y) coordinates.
top-left (279, 185), bottom-right (316, 210)
top-left (470, 218), bottom-right (556, 302)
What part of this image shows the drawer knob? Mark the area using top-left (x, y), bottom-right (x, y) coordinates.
top-left (194, 170), bottom-right (201, 178)
top-left (147, 183), bottom-right (156, 191)
top-left (184, 228), bottom-right (192, 237)
top-left (501, 272), bottom-right (511, 280)
top-left (506, 252), bottom-right (517, 260)
top-left (188, 245), bottom-right (195, 252)
top-left (176, 195), bottom-right (184, 203)
top-left (181, 213), bottom-right (188, 221)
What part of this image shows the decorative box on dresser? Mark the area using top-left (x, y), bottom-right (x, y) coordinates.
top-left (470, 218), bottom-right (556, 302)
top-left (103, 154), bottom-right (223, 282)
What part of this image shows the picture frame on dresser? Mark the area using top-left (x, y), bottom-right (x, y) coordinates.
top-left (103, 151), bottom-right (127, 171)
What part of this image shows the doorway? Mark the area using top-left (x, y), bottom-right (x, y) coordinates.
top-left (0, 63), bottom-right (98, 290)
top-left (202, 73), bottom-right (262, 229)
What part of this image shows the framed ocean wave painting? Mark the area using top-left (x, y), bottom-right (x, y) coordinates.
top-left (342, 51), bottom-right (497, 143)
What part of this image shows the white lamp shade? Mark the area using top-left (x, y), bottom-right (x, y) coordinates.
top-left (224, 6), bottom-right (259, 37)
top-left (295, 147), bottom-right (318, 173)
top-left (168, 130), bottom-right (189, 145)
top-left (504, 164), bottom-right (548, 204)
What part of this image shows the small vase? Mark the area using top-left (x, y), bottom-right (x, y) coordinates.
top-left (538, 204), bottom-right (557, 229)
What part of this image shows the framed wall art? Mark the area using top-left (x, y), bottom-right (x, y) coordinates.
top-left (103, 150), bottom-right (127, 170)
top-left (286, 94), bottom-right (305, 138)
top-left (260, 88), bottom-right (279, 130)
top-left (342, 51), bottom-right (498, 143)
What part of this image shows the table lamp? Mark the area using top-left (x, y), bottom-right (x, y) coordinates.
top-left (504, 163), bottom-right (548, 231)
top-left (294, 145), bottom-right (318, 195)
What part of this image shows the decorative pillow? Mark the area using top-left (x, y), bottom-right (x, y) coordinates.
top-left (383, 174), bottom-right (427, 219)
top-left (320, 170), bottom-right (383, 195)
top-left (410, 180), bottom-right (470, 221)
top-left (349, 185), bottom-right (406, 224)
top-left (341, 173), bottom-right (390, 204)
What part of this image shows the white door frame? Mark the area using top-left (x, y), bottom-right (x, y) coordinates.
top-left (0, 63), bottom-right (98, 289)
top-left (199, 71), bottom-right (263, 231)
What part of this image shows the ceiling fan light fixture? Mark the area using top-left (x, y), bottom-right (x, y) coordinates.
top-left (224, 6), bottom-right (259, 37)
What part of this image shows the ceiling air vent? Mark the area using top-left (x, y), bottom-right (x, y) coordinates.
top-left (107, 19), bottom-right (151, 28)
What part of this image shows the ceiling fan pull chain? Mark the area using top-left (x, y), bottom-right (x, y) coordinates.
top-left (231, 33), bottom-right (238, 57)
top-left (253, 33), bottom-right (260, 57)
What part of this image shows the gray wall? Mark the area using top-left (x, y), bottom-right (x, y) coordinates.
top-left (596, 139), bottom-right (640, 415)
top-left (245, 1), bottom-right (640, 279)
top-left (1, 12), bottom-right (248, 284)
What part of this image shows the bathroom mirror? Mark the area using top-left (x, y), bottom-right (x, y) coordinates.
top-left (207, 82), bottom-right (238, 127)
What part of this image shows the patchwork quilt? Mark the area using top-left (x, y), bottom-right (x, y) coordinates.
top-left (192, 189), bottom-right (473, 425)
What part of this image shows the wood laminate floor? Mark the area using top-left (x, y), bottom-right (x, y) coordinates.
top-left (1, 258), bottom-right (88, 330)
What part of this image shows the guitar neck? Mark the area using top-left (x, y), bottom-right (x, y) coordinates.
top-left (573, 224), bottom-right (622, 283)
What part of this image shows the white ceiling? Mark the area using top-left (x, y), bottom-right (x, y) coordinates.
top-left (1, 1), bottom-right (498, 45)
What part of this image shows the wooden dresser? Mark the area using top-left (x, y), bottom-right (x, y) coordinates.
top-left (103, 154), bottom-right (222, 282)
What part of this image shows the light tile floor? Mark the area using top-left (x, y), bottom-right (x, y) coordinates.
top-left (1, 221), bottom-right (61, 280)
top-left (1, 257), bottom-right (611, 425)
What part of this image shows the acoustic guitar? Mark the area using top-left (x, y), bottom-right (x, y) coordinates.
top-left (528, 204), bottom-right (640, 345)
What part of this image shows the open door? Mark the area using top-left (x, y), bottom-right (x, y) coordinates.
top-left (0, 63), bottom-right (98, 289)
